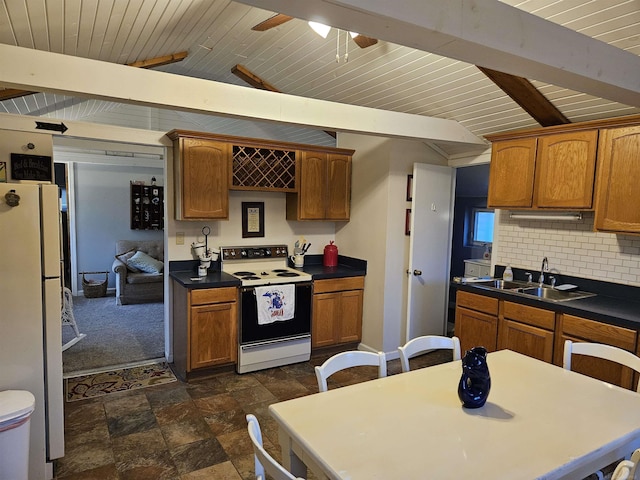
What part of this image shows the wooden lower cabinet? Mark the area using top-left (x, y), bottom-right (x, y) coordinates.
top-left (312, 277), bottom-right (364, 349)
top-left (498, 302), bottom-right (556, 363)
top-left (454, 291), bottom-right (499, 354)
top-left (556, 314), bottom-right (637, 390)
top-left (172, 282), bottom-right (238, 379)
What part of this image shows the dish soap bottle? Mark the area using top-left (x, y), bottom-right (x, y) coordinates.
top-left (483, 244), bottom-right (491, 260)
top-left (503, 264), bottom-right (514, 281)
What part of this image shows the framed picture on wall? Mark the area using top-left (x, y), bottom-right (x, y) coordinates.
top-left (242, 202), bottom-right (265, 238)
top-left (406, 174), bottom-right (413, 201)
top-left (0, 162), bottom-right (6, 182)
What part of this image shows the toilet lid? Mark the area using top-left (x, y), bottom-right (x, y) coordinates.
top-left (0, 390), bottom-right (36, 424)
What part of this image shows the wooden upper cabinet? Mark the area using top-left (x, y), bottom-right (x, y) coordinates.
top-left (287, 151), bottom-right (352, 221)
top-left (298, 151), bottom-right (328, 220)
top-left (487, 138), bottom-right (537, 208)
top-left (326, 154), bottom-right (351, 220)
top-left (534, 131), bottom-right (598, 208)
top-left (594, 126), bottom-right (640, 234)
top-left (174, 137), bottom-right (230, 220)
top-left (487, 131), bottom-right (598, 210)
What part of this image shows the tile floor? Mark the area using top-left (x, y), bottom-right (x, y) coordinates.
top-left (53, 350), bottom-right (452, 480)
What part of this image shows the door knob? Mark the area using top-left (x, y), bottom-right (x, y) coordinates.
top-left (413, 269), bottom-right (422, 276)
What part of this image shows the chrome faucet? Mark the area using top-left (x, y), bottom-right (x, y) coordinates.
top-left (539, 257), bottom-right (548, 286)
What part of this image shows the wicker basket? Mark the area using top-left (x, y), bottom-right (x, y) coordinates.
top-left (80, 271), bottom-right (108, 298)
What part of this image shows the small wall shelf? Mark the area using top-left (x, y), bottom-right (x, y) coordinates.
top-left (130, 183), bottom-right (163, 230)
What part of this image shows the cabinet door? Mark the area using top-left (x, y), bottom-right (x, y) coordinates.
top-left (534, 131), bottom-right (598, 208)
top-left (325, 154), bottom-right (351, 221)
top-left (190, 302), bottom-right (237, 369)
top-left (455, 306), bottom-right (498, 354)
top-left (298, 151), bottom-right (328, 220)
top-left (312, 292), bottom-right (339, 348)
top-left (498, 319), bottom-right (554, 362)
top-left (179, 138), bottom-right (230, 219)
top-left (487, 138), bottom-right (537, 208)
top-left (594, 126), bottom-right (640, 233)
top-left (336, 289), bottom-right (363, 344)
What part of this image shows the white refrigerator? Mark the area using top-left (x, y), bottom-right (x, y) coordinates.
top-left (0, 183), bottom-right (64, 479)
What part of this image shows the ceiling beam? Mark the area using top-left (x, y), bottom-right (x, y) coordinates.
top-left (232, 64), bottom-right (336, 138)
top-left (0, 88), bottom-right (37, 101)
top-left (2, 52), bottom-right (189, 103)
top-left (477, 67), bottom-right (570, 127)
top-left (235, 0), bottom-right (640, 107)
top-left (231, 64), bottom-right (280, 92)
top-left (126, 51), bottom-right (188, 69)
top-left (0, 44), bottom-right (485, 146)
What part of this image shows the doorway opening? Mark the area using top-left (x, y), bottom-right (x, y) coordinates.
top-left (54, 141), bottom-right (167, 377)
top-left (449, 163), bottom-right (492, 332)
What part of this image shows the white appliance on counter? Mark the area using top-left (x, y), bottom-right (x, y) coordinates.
top-left (221, 245), bottom-right (313, 374)
top-left (0, 183), bottom-right (64, 479)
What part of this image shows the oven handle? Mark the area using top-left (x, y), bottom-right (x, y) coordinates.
top-left (240, 334), bottom-right (311, 350)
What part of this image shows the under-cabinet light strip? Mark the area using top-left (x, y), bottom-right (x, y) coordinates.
top-left (509, 212), bottom-right (583, 221)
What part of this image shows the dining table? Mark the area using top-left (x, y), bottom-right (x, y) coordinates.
top-left (268, 349), bottom-right (640, 479)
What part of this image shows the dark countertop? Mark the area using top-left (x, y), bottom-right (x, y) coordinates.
top-left (169, 269), bottom-right (241, 289)
top-left (294, 254), bottom-right (367, 280)
top-left (169, 254), bottom-right (367, 289)
top-left (454, 280), bottom-right (640, 330)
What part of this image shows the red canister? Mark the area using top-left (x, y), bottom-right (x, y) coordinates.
top-left (323, 241), bottom-right (338, 267)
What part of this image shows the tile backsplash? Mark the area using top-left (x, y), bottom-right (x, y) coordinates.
top-left (495, 210), bottom-right (640, 286)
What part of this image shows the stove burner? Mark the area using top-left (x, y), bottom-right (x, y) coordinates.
top-left (234, 271), bottom-right (256, 276)
top-left (242, 276), bottom-right (261, 280)
top-left (277, 272), bottom-right (300, 277)
top-left (272, 269), bottom-right (288, 273)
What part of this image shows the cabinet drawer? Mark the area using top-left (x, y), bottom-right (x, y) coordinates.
top-left (562, 314), bottom-right (636, 351)
top-left (191, 287), bottom-right (237, 306)
top-left (456, 291), bottom-right (499, 316)
top-left (314, 276), bottom-right (364, 294)
top-left (503, 302), bottom-right (555, 330)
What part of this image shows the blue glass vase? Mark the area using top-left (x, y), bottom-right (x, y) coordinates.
top-left (458, 346), bottom-right (491, 408)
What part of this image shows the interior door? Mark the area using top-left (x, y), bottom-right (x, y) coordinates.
top-left (406, 163), bottom-right (455, 341)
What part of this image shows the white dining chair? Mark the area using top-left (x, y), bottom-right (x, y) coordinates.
top-left (246, 414), bottom-right (304, 480)
top-left (563, 340), bottom-right (640, 393)
top-left (612, 449), bottom-right (640, 480)
top-left (315, 350), bottom-right (387, 392)
top-left (398, 335), bottom-right (461, 373)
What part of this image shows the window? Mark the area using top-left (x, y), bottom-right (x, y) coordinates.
top-left (470, 208), bottom-right (494, 245)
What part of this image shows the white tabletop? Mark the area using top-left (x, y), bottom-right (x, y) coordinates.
top-left (269, 350), bottom-right (640, 480)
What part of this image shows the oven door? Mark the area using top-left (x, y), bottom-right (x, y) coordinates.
top-left (240, 282), bottom-right (312, 344)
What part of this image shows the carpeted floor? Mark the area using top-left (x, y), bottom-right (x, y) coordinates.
top-left (62, 292), bottom-right (165, 376)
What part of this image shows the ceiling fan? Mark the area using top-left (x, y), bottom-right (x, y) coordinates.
top-left (251, 13), bottom-right (378, 48)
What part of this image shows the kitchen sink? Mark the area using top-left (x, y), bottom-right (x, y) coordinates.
top-left (518, 286), bottom-right (596, 302)
top-left (470, 280), bottom-right (596, 302)
top-left (473, 279), bottom-right (530, 290)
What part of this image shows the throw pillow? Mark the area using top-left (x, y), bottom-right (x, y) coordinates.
top-left (127, 250), bottom-right (164, 274)
top-left (115, 249), bottom-right (141, 273)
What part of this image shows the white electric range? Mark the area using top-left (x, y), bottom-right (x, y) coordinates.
top-left (220, 245), bottom-right (312, 286)
top-left (220, 245), bottom-right (312, 373)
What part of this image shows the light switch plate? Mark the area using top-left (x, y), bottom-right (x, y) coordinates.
top-left (176, 232), bottom-right (184, 245)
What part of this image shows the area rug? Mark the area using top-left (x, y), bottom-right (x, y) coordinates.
top-left (66, 362), bottom-right (177, 402)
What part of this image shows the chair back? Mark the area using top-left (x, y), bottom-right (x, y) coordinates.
top-left (315, 350), bottom-right (387, 392)
top-left (563, 340), bottom-right (640, 393)
top-left (612, 448), bottom-right (640, 480)
top-left (398, 335), bottom-right (461, 372)
top-left (246, 414), bottom-right (303, 480)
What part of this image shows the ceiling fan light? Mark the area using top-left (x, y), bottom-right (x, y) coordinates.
top-left (349, 31), bottom-right (359, 38)
top-left (309, 21), bottom-right (331, 38)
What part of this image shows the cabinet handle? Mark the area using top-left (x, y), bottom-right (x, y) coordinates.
top-left (413, 269), bottom-right (422, 276)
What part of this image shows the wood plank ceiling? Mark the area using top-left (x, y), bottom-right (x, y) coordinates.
top-left (0, 0), bottom-right (638, 152)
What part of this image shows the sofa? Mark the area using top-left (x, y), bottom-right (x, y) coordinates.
top-left (112, 240), bottom-right (164, 305)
